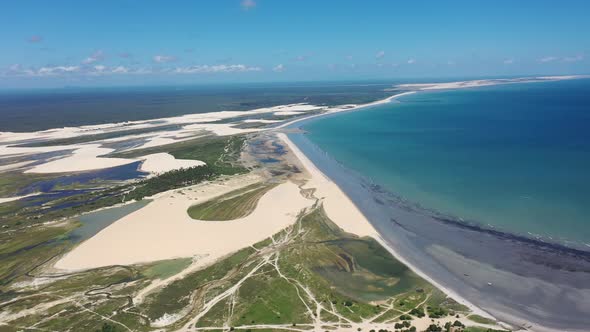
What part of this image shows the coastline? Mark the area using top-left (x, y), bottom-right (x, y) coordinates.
top-left (277, 132), bottom-right (496, 321)
top-left (3, 75), bottom-right (588, 330)
top-left (277, 79), bottom-right (590, 332)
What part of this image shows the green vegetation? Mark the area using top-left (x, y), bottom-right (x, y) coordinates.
top-left (141, 258), bottom-right (192, 279)
top-left (141, 246), bottom-right (256, 320)
top-left (112, 135), bottom-right (247, 175)
top-left (467, 314), bottom-right (497, 325)
top-left (0, 204), bottom-right (487, 331)
top-left (137, 206), bottom-right (453, 329)
top-left (0, 171), bottom-right (59, 197)
top-left (187, 182), bottom-right (276, 220)
top-left (0, 222), bottom-right (77, 285)
top-left (0, 135), bottom-right (247, 293)
top-left (464, 328), bottom-right (510, 332)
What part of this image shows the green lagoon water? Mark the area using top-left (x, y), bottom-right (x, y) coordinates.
top-left (304, 79), bottom-right (590, 247)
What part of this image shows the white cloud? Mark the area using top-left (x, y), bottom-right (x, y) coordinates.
top-left (538, 55), bottom-right (584, 63)
top-left (563, 54), bottom-right (584, 62)
top-left (345, 55), bottom-right (353, 61)
top-left (174, 64), bottom-right (261, 74)
top-left (375, 51), bottom-right (385, 59)
top-left (112, 66), bottom-right (129, 74)
top-left (4, 62), bottom-right (262, 78)
top-left (539, 56), bottom-right (557, 63)
top-left (241, 0), bottom-right (256, 9)
top-left (273, 64), bottom-right (285, 72)
top-left (82, 50), bottom-right (104, 64)
top-left (153, 55), bottom-right (177, 63)
top-left (503, 58), bottom-right (514, 65)
top-left (37, 66), bottom-right (80, 76)
top-left (407, 58), bottom-right (416, 64)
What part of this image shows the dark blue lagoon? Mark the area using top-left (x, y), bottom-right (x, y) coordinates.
top-left (303, 79), bottom-right (590, 248)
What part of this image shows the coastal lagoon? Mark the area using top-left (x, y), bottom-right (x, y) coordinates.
top-left (290, 79), bottom-right (590, 331)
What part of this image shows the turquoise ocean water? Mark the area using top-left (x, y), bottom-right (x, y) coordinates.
top-left (303, 79), bottom-right (590, 248)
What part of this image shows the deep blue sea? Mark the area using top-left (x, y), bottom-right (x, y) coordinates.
top-left (303, 79), bottom-right (590, 247)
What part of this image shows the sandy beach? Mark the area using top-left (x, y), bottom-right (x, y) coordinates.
top-left (395, 75), bottom-right (584, 91)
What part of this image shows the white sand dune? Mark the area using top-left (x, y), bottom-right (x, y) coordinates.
top-left (0, 103), bottom-right (329, 173)
top-left (0, 192), bottom-right (40, 205)
top-left (395, 75), bottom-right (583, 91)
top-left (55, 175), bottom-right (312, 270)
top-left (242, 119), bottom-right (281, 124)
top-left (0, 160), bottom-right (36, 172)
top-left (273, 110), bottom-right (306, 116)
top-left (25, 145), bottom-right (136, 174)
top-left (0, 103), bottom-right (326, 150)
top-left (139, 153), bottom-right (205, 175)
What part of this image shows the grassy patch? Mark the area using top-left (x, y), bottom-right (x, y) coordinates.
top-left (142, 258), bottom-right (192, 279)
top-left (295, 208), bottom-right (430, 303)
top-left (464, 327), bottom-right (510, 332)
top-left (0, 223), bottom-right (78, 285)
top-left (0, 171), bottom-right (59, 197)
top-left (467, 314), bottom-right (497, 325)
top-left (141, 247), bottom-right (256, 321)
top-left (2, 203), bottom-right (478, 332)
top-left (112, 135), bottom-right (247, 175)
top-left (187, 183), bottom-right (275, 221)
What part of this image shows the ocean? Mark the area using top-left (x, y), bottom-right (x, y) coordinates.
top-left (303, 79), bottom-right (590, 248)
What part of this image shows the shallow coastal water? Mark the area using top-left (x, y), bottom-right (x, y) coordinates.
top-left (303, 79), bottom-right (590, 248)
top-left (69, 200), bottom-right (151, 242)
top-left (289, 79), bottom-right (590, 331)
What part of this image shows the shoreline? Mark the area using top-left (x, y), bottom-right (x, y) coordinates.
top-left (277, 77), bottom-right (590, 331)
top-left (277, 132), bottom-right (497, 321)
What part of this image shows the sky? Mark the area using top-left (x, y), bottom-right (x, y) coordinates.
top-left (1, 0), bottom-right (589, 88)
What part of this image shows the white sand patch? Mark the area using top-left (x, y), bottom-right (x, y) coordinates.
top-left (55, 175), bottom-right (312, 270)
top-left (135, 136), bottom-right (179, 149)
top-left (0, 144), bottom-right (77, 158)
top-left (273, 110), bottom-right (306, 116)
top-left (0, 192), bottom-right (40, 204)
top-left (0, 103), bottom-right (324, 147)
top-left (183, 123), bottom-right (263, 136)
top-left (25, 145), bottom-right (137, 174)
top-left (0, 160), bottom-right (36, 172)
top-left (396, 75), bottom-right (584, 91)
top-left (275, 92), bottom-right (416, 130)
top-left (139, 153), bottom-right (205, 175)
top-left (242, 119), bottom-right (282, 124)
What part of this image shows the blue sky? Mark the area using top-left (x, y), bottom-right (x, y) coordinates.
top-left (1, 0), bottom-right (589, 87)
